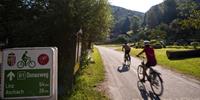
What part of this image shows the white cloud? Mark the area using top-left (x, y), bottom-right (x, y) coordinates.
top-left (109, 0), bottom-right (164, 13)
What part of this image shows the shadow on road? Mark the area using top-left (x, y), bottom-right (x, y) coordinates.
top-left (137, 81), bottom-right (160, 100)
top-left (117, 64), bottom-right (130, 73)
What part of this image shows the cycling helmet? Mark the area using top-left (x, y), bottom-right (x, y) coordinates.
top-left (144, 40), bottom-right (150, 46)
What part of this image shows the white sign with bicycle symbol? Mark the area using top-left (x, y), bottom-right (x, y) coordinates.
top-left (3, 48), bottom-right (52, 70)
top-left (1, 47), bottom-right (57, 99)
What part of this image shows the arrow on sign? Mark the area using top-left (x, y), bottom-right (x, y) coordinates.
top-left (7, 71), bottom-right (15, 81)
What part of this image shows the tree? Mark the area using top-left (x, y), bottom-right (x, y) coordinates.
top-left (0, 0), bottom-right (113, 98)
top-left (163, 0), bottom-right (177, 23)
top-left (147, 28), bottom-right (167, 40)
top-left (179, 10), bottom-right (200, 30)
top-left (120, 17), bottom-right (131, 33)
top-left (73, 0), bottom-right (112, 49)
top-left (130, 16), bottom-right (140, 34)
top-left (176, 0), bottom-right (200, 40)
top-left (177, 0), bottom-right (199, 19)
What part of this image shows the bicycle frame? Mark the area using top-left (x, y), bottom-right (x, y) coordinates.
top-left (139, 56), bottom-right (160, 77)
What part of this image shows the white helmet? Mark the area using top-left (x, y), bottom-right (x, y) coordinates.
top-left (144, 40), bottom-right (150, 46)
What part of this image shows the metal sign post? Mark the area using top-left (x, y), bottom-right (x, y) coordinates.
top-left (1, 47), bottom-right (57, 100)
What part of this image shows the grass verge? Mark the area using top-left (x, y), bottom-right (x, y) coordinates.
top-left (68, 48), bottom-right (108, 100)
top-left (106, 44), bottom-right (200, 80)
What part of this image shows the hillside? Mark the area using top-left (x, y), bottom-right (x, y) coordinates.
top-left (143, 0), bottom-right (200, 27)
top-left (109, 0), bottom-right (200, 43)
top-left (111, 6), bottom-right (144, 36)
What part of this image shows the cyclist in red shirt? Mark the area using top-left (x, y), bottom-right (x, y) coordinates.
top-left (137, 40), bottom-right (157, 82)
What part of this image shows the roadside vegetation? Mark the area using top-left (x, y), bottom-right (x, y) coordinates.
top-left (1, 0), bottom-right (112, 97)
top-left (104, 44), bottom-right (200, 80)
top-left (68, 48), bottom-right (108, 100)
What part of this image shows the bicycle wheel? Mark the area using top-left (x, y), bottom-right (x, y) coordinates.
top-left (28, 61), bottom-right (36, 68)
top-left (137, 65), bottom-right (144, 80)
top-left (17, 61), bottom-right (24, 68)
top-left (150, 73), bottom-right (164, 96)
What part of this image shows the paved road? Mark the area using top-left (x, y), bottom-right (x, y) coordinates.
top-left (97, 46), bottom-right (200, 100)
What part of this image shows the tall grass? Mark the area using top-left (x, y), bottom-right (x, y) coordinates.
top-left (68, 48), bottom-right (108, 100)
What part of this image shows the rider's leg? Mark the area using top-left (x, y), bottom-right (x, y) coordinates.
top-left (128, 53), bottom-right (131, 61)
top-left (126, 50), bottom-right (131, 61)
top-left (124, 53), bottom-right (126, 62)
top-left (23, 59), bottom-right (27, 66)
top-left (146, 62), bottom-right (151, 81)
top-left (141, 65), bottom-right (147, 82)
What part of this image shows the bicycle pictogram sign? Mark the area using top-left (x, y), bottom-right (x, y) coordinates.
top-left (17, 51), bottom-right (36, 68)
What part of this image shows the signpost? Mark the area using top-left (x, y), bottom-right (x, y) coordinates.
top-left (1, 47), bottom-right (57, 99)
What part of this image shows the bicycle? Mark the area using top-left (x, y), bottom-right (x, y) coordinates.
top-left (17, 57), bottom-right (36, 68)
top-left (137, 56), bottom-right (163, 96)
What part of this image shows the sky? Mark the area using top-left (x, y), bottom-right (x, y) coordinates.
top-left (108, 0), bottom-right (164, 13)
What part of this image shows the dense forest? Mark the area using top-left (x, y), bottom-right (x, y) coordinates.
top-left (0, 0), bottom-right (113, 99)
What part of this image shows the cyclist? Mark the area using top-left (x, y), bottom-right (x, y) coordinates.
top-left (136, 40), bottom-right (157, 82)
top-left (122, 42), bottom-right (131, 63)
top-left (21, 51), bottom-right (29, 65)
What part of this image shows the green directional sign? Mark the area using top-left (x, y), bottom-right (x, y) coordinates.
top-left (4, 69), bottom-right (50, 97)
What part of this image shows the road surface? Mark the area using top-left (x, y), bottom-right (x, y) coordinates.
top-left (97, 46), bottom-right (200, 100)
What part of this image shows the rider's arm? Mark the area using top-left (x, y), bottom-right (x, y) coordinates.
top-left (137, 49), bottom-right (144, 56)
top-left (22, 54), bottom-right (25, 60)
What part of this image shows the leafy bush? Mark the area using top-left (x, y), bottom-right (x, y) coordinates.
top-left (191, 42), bottom-right (199, 49)
top-left (134, 41), bottom-right (143, 48)
top-left (173, 42), bottom-right (179, 46)
top-left (150, 40), bottom-right (158, 44)
top-left (150, 40), bottom-right (163, 49)
top-left (130, 43), bottom-right (135, 47)
top-left (111, 34), bottom-right (130, 43)
top-left (152, 43), bottom-right (163, 49)
top-left (134, 40), bottom-right (166, 49)
top-left (160, 41), bottom-right (166, 48)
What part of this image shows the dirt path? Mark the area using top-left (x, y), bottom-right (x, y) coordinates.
top-left (97, 46), bottom-right (200, 100)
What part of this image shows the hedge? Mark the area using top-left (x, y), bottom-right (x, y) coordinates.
top-left (166, 49), bottom-right (200, 60)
